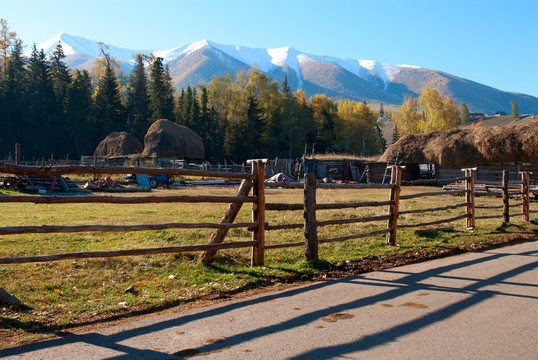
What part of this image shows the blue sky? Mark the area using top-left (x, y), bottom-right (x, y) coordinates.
top-left (3, 0), bottom-right (538, 97)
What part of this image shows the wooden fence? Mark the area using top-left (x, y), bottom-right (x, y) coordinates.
top-left (0, 162), bottom-right (535, 268)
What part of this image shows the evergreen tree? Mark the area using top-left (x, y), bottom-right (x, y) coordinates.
top-left (281, 75), bottom-right (296, 158)
top-left (510, 99), bottom-right (519, 121)
top-left (148, 56), bottom-right (175, 121)
top-left (1, 39), bottom-right (27, 156)
top-left (49, 42), bottom-right (72, 155)
top-left (225, 95), bottom-right (267, 161)
top-left (66, 70), bottom-right (94, 157)
top-left (311, 94), bottom-right (337, 153)
top-left (392, 123), bottom-right (400, 144)
top-left (197, 85), bottom-right (222, 161)
top-left (49, 42), bottom-right (71, 110)
top-left (292, 89), bottom-right (316, 156)
top-left (459, 102), bottom-right (470, 124)
top-left (26, 45), bottom-right (56, 157)
top-left (189, 87), bottom-right (200, 132)
top-left (176, 86), bottom-right (195, 128)
top-left (281, 75), bottom-right (290, 94)
top-left (93, 47), bottom-right (126, 142)
top-left (126, 53), bottom-right (150, 140)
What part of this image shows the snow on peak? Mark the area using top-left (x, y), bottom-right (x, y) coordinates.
top-left (31, 33), bottom-right (152, 65)
top-left (153, 40), bottom-right (209, 62)
top-left (31, 33), bottom-right (422, 89)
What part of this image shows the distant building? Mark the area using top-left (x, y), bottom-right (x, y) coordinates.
top-left (469, 113), bottom-right (485, 119)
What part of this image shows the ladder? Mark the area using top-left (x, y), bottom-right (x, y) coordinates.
top-left (382, 152), bottom-right (400, 184)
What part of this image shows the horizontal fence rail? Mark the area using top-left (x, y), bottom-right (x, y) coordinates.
top-left (0, 160), bottom-right (268, 266)
top-left (0, 162), bottom-right (535, 268)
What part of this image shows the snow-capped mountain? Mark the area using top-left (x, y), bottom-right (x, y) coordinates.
top-left (31, 33), bottom-right (538, 114)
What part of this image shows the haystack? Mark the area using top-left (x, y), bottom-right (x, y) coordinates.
top-left (94, 132), bottom-right (143, 157)
top-left (380, 121), bottom-right (538, 167)
top-left (143, 119), bottom-right (204, 159)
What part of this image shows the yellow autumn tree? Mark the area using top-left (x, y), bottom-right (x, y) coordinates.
top-left (394, 87), bottom-right (460, 136)
top-left (418, 87), bottom-right (459, 132)
top-left (336, 100), bottom-right (384, 154)
top-left (394, 95), bottom-right (423, 135)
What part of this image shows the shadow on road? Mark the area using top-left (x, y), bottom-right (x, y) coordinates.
top-left (1, 245), bottom-right (536, 359)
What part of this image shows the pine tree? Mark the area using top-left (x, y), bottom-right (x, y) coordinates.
top-left (26, 45), bottom-right (57, 156)
top-left (1, 39), bottom-right (27, 156)
top-left (148, 57), bottom-right (175, 121)
top-left (510, 100), bottom-right (519, 121)
top-left (176, 86), bottom-right (194, 127)
top-left (189, 87), bottom-right (200, 132)
top-left (49, 42), bottom-right (72, 155)
top-left (225, 95), bottom-right (267, 161)
top-left (126, 53), bottom-right (150, 140)
top-left (93, 47), bottom-right (126, 142)
top-left (66, 70), bottom-right (94, 157)
top-left (281, 75), bottom-right (290, 94)
top-left (459, 102), bottom-right (470, 124)
top-left (392, 123), bottom-right (400, 144)
top-left (311, 94), bottom-right (337, 153)
top-left (49, 42), bottom-right (71, 110)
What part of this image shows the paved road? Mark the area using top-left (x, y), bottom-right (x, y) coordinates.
top-left (1, 240), bottom-right (537, 359)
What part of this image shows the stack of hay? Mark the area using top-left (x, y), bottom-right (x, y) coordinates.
top-left (380, 121), bottom-right (538, 167)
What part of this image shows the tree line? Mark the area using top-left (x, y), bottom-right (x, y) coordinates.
top-left (0, 19), bottom-right (386, 162)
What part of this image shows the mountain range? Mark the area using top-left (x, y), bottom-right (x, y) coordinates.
top-left (30, 33), bottom-right (538, 114)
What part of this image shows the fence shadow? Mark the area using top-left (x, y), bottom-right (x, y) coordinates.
top-left (2, 242), bottom-right (536, 359)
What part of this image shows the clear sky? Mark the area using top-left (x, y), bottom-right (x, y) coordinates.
top-left (2, 0), bottom-right (538, 97)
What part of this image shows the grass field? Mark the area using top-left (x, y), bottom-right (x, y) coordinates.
top-left (0, 184), bottom-right (536, 346)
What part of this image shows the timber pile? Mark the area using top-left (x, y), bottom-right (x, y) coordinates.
top-left (24, 176), bottom-right (81, 193)
top-left (442, 182), bottom-right (521, 197)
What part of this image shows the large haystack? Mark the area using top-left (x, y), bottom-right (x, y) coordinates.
top-left (143, 119), bottom-right (204, 159)
top-left (380, 121), bottom-right (538, 167)
top-left (94, 132), bottom-right (143, 157)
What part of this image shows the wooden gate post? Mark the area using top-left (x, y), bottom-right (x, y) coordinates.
top-left (386, 166), bottom-right (403, 246)
top-left (248, 159), bottom-right (269, 267)
top-left (520, 171), bottom-right (530, 222)
top-left (464, 168), bottom-right (476, 230)
top-left (304, 172), bottom-right (318, 260)
top-left (502, 170), bottom-right (510, 223)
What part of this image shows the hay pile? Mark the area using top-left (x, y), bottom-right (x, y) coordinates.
top-left (94, 132), bottom-right (143, 157)
top-left (142, 119), bottom-right (204, 159)
top-left (380, 121), bottom-right (538, 167)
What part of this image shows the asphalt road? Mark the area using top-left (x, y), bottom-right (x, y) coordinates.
top-left (1, 240), bottom-right (537, 359)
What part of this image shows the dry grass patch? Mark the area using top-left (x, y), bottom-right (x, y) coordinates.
top-left (0, 185), bottom-right (536, 347)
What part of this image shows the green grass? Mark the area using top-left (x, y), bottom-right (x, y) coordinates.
top-left (0, 185), bottom-right (536, 346)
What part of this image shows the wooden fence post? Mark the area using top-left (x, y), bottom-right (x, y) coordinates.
top-left (521, 171), bottom-right (530, 222)
top-left (248, 159), bottom-right (268, 266)
top-left (304, 172), bottom-right (318, 260)
top-left (199, 179), bottom-right (253, 265)
top-left (386, 166), bottom-right (403, 246)
top-left (502, 170), bottom-right (510, 223)
top-left (464, 168), bottom-right (476, 230)
top-left (14, 143), bottom-right (21, 165)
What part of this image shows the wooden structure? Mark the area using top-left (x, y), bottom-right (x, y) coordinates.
top-left (0, 162), bottom-right (535, 268)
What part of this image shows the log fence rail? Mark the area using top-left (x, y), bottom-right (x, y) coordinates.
top-left (0, 162), bottom-right (534, 266)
